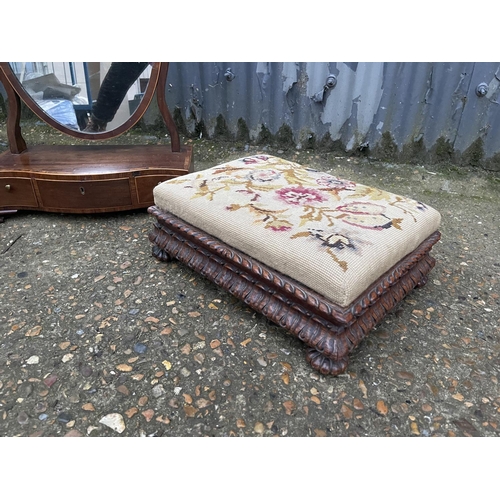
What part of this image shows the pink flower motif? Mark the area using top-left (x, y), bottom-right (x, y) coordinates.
top-left (266, 220), bottom-right (293, 232)
top-left (316, 176), bottom-right (356, 191)
top-left (276, 186), bottom-right (328, 206)
top-left (241, 155), bottom-right (270, 164)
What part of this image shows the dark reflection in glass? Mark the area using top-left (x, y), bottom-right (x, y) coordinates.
top-left (84, 63), bottom-right (149, 132)
top-left (8, 62), bottom-right (151, 133)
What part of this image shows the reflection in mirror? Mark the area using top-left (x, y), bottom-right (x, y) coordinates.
top-left (8, 62), bottom-right (151, 133)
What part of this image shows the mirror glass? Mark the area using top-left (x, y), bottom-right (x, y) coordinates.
top-left (8, 62), bottom-right (152, 133)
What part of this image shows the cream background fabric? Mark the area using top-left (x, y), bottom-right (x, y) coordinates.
top-left (153, 155), bottom-right (441, 307)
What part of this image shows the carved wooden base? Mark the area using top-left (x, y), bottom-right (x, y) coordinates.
top-left (148, 206), bottom-right (441, 376)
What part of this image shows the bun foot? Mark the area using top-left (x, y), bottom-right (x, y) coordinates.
top-left (152, 245), bottom-right (174, 262)
top-left (416, 275), bottom-right (428, 288)
top-left (305, 348), bottom-right (349, 376)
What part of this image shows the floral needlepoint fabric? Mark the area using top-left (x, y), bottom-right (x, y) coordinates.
top-left (153, 155), bottom-right (441, 307)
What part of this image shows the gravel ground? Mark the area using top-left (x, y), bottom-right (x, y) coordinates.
top-left (1, 130), bottom-right (500, 439)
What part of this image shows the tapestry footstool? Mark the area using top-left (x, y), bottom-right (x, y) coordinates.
top-left (148, 155), bottom-right (441, 376)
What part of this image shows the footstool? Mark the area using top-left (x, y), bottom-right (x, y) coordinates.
top-left (148, 155), bottom-right (441, 375)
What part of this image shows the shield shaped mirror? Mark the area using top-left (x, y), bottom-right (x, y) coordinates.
top-left (2, 62), bottom-right (159, 140)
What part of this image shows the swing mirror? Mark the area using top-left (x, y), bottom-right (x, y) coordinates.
top-left (0, 62), bottom-right (160, 140)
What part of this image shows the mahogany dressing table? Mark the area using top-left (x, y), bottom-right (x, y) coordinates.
top-left (0, 62), bottom-right (192, 216)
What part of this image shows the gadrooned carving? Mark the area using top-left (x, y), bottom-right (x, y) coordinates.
top-left (148, 206), bottom-right (440, 375)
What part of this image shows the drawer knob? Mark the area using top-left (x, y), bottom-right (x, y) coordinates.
top-left (5, 184), bottom-right (11, 192)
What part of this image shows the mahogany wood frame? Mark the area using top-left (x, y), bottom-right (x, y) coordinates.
top-left (148, 207), bottom-right (441, 376)
top-left (0, 63), bottom-right (192, 215)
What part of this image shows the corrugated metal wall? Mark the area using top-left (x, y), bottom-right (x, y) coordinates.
top-left (162, 62), bottom-right (500, 169)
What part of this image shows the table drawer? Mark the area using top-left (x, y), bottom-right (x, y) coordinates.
top-left (135, 175), bottom-right (175, 204)
top-left (0, 177), bottom-right (38, 208)
top-left (37, 178), bottom-right (132, 209)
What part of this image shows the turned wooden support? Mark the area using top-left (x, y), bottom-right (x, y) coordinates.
top-left (0, 65), bottom-right (27, 154)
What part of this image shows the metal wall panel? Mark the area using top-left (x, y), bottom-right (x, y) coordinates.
top-left (163, 62), bottom-right (500, 168)
top-left (455, 63), bottom-right (500, 157)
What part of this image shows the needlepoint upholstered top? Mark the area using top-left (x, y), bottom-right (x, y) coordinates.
top-left (152, 155), bottom-right (441, 308)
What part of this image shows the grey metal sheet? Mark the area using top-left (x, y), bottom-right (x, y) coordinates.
top-left (163, 62), bottom-right (500, 165)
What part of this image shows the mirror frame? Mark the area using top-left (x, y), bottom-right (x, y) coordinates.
top-left (0, 62), bottom-right (161, 140)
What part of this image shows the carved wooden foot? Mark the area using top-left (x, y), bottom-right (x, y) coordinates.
top-left (416, 255), bottom-right (435, 288)
top-left (151, 245), bottom-right (174, 262)
top-left (416, 275), bottom-right (428, 288)
top-left (305, 348), bottom-right (349, 376)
